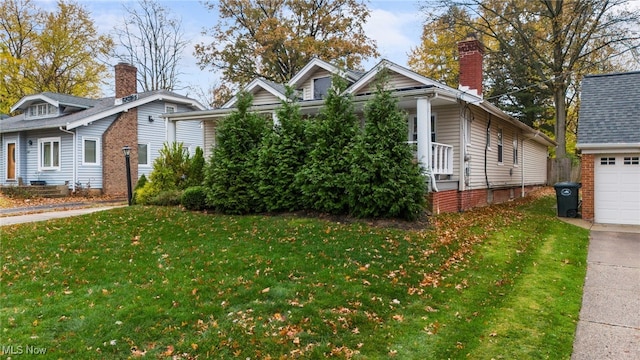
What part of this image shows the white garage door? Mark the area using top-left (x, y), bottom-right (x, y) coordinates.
top-left (595, 154), bottom-right (640, 225)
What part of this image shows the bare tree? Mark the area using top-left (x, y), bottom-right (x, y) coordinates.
top-left (112, 0), bottom-right (188, 92)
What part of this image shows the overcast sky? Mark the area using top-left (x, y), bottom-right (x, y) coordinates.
top-left (36, 0), bottom-right (425, 100)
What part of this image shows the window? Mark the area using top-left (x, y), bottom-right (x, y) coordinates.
top-left (600, 157), bottom-right (615, 165)
top-left (38, 137), bottom-right (61, 170)
top-left (165, 104), bottom-right (176, 113)
top-left (408, 114), bottom-right (436, 143)
top-left (28, 103), bottom-right (57, 118)
top-left (497, 128), bottom-right (503, 163)
top-left (512, 135), bottom-right (518, 165)
top-left (623, 156), bottom-right (639, 165)
top-left (138, 143), bottom-right (150, 166)
top-left (83, 137), bottom-right (99, 165)
top-left (313, 77), bottom-right (331, 100)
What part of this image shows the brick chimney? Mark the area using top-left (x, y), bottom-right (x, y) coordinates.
top-left (115, 62), bottom-right (137, 99)
top-left (457, 34), bottom-right (484, 97)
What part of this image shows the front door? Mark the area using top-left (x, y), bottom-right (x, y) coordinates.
top-left (7, 143), bottom-right (16, 180)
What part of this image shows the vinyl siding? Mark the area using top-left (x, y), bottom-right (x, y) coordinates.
top-left (75, 115), bottom-right (116, 189)
top-left (433, 105), bottom-right (462, 181)
top-left (203, 122), bottom-right (217, 159)
top-left (137, 102), bottom-right (204, 179)
top-left (354, 73), bottom-right (424, 95)
top-left (252, 89), bottom-right (280, 105)
top-left (523, 138), bottom-right (548, 184)
top-left (24, 128), bottom-right (74, 186)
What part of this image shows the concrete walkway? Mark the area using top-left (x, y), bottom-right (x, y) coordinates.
top-left (571, 224), bottom-right (640, 360)
top-left (0, 205), bottom-right (126, 226)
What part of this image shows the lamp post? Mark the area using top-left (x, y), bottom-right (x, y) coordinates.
top-left (122, 145), bottom-right (133, 206)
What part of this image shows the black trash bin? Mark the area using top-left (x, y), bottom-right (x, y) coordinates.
top-left (554, 182), bottom-right (581, 218)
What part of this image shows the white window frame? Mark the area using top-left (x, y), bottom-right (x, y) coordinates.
top-left (27, 103), bottom-right (57, 119)
top-left (313, 76), bottom-right (332, 100)
top-left (408, 113), bottom-right (437, 144)
top-left (165, 104), bottom-right (177, 114)
top-left (82, 137), bottom-right (100, 166)
top-left (138, 143), bottom-right (151, 167)
top-left (513, 132), bottom-right (519, 166)
top-left (38, 137), bottom-right (61, 171)
top-left (497, 128), bottom-right (504, 164)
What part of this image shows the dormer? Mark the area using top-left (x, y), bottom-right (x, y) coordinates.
top-left (288, 58), bottom-right (364, 101)
top-left (10, 92), bottom-right (95, 119)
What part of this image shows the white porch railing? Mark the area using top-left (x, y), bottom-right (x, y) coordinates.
top-left (431, 142), bottom-right (453, 175)
top-left (408, 141), bottom-right (454, 175)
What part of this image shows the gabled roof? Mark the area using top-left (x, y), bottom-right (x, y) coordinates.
top-left (10, 92), bottom-right (99, 113)
top-left (577, 71), bottom-right (640, 150)
top-left (1, 90), bottom-right (206, 133)
top-left (288, 58), bottom-right (364, 89)
top-left (222, 78), bottom-right (288, 108)
top-left (345, 59), bottom-right (482, 104)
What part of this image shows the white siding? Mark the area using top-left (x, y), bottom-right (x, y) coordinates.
top-left (203, 122), bottom-right (217, 159)
top-left (523, 137), bottom-right (548, 185)
top-left (354, 73), bottom-right (424, 95)
top-left (252, 89), bottom-right (280, 105)
top-left (433, 105), bottom-right (461, 181)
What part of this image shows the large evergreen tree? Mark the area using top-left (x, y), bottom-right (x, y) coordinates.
top-left (347, 71), bottom-right (427, 220)
top-left (256, 88), bottom-right (309, 212)
top-left (204, 92), bottom-right (268, 214)
top-left (297, 76), bottom-right (358, 214)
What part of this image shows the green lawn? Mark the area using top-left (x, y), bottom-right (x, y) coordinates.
top-left (0, 194), bottom-right (589, 359)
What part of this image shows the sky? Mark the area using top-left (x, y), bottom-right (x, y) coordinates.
top-left (35, 0), bottom-right (425, 102)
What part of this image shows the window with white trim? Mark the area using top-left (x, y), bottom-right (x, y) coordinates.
top-left (408, 114), bottom-right (436, 144)
top-left (165, 104), bottom-right (176, 113)
top-left (83, 137), bottom-right (99, 165)
top-left (38, 137), bottom-right (61, 170)
top-left (138, 143), bottom-right (150, 166)
top-left (497, 128), bottom-right (503, 163)
top-left (27, 103), bottom-right (57, 118)
top-left (513, 132), bottom-right (519, 165)
top-left (313, 77), bottom-right (331, 100)
top-left (623, 156), bottom-right (639, 165)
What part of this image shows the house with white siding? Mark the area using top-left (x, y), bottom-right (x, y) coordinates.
top-left (0, 63), bottom-right (205, 196)
top-left (166, 35), bottom-right (555, 213)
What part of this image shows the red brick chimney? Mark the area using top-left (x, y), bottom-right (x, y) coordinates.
top-left (457, 34), bottom-right (484, 97)
top-left (115, 62), bottom-right (137, 98)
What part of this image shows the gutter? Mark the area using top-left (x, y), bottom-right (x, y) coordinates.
top-left (59, 126), bottom-right (76, 192)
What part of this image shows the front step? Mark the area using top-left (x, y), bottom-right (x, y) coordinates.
top-left (0, 185), bottom-right (69, 198)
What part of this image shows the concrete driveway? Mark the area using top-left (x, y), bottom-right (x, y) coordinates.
top-left (571, 226), bottom-right (640, 360)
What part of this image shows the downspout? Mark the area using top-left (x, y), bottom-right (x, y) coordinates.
top-left (522, 137), bottom-right (525, 197)
top-left (59, 126), bottom-right (76, 192)
top-left (485, 114), bottom-right (491, 188)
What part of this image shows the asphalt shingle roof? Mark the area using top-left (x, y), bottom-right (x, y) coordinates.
top-left (578, 71), bottom-right (640, 144)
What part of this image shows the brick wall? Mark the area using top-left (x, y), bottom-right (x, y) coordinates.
top-left (581, 154), bottom-right (595, 221)
top-left (102, 63), bottom-right (139, 196)
top-left (457, 35), bottom-right (484, 96)
top-left (430, 190), bottom-right (459, 214)
top-left (102, 111), bottom-right (138, 196)
top-left (460, 188), bottom-right (488, 211)
top-left (115, 63), bottom-right (137, 98)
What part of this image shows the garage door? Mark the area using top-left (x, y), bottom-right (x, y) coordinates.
top-left (595, 154), bottom-right (640, 225)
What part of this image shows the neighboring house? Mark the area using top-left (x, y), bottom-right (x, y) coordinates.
top-left (166, 35), bottom-right (555, 213)
top-left (0, 63), bottom-right (205, 196)
top-left (577, 71), bottom-right (640, 225)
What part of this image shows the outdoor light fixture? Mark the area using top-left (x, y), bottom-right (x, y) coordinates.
top-left (122, 145), bottom-right (132, 206)
top-left (148, 115), bottom-right (154, 122)
top-left (28, 140), bottom-right (33, 146)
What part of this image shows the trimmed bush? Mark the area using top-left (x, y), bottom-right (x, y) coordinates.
top-left (181, 186), bottom-right (208, 211)
top-left (148, 190), bottom-right (182, 206)
top-left (186, 146), bottom-right (205, 187)
top-left (134, 142), bottom-right (191, 205)
top-left (132, 174), bottom-right (147, 205)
